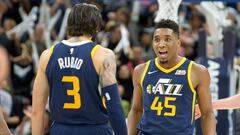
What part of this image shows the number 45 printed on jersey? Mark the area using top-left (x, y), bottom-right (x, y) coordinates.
top-left (149, 78), bottom-right (180, 117)
top-left (151, 96), bottom-right (176, 116)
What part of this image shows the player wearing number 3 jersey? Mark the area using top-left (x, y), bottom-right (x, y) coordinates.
top-left (127, 19), bottom-right (215, 135)
top-left (32, 3), bottom-right (127, 135)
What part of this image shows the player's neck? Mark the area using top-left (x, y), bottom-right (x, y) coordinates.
top-left (68, 36), bottom-right (92, 42)
top-left (158, 55), bottom-right (183, 69)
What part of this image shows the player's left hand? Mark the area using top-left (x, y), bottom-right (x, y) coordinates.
top-left (195, 104), bottom-right (201, 120)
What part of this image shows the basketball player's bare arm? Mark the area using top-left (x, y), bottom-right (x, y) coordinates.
top-left (97, 48), bottom-right (127, 135)
top-left (212, 94), bottom-right (240, 109)
top-left (127, 64), bottom-right (145, 135)
top-left (0, 107), bottom-right (11, 135)
top-left (99, 49), bottom-right (117, 87)
top-left (195, 94), bottom-right (240, 119)
top-left (193, 63), bottom-right (216, 135)
top-left (32, 49), bottom-right (50, 135)
top-left (0, 47), bottom-right (10, 85)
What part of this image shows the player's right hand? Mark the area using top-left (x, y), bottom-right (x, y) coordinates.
top-left (195, 104), bottom-right (201, 120)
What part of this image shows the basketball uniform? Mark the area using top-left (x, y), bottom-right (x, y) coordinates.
top-left (138, 57), bottom-right (196, 135)
top-left (46, 40), bottom-right (112, 135)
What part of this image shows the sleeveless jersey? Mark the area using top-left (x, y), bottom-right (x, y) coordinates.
top-left (46, 40), bottom-right (108, 125)
top-left (138, 57), bottom-right (196, 135)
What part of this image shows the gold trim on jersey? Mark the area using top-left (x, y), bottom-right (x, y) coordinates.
top-left (49, 45), bottom-right (56, 57)
top-left (187, 61), bottom-right (196, 124)
top-left (140, 61), bottom-right (151, 90)
top-left (91, 45), bottom-right (101, 58)
top-left (102, 97), bottom-right (106, 109)
top-left (155, 57), bottom-right (186, 73)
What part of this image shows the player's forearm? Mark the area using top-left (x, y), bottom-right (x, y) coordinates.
top-left (213, 95), bottom-right (240, 110)
top-left (0, 129), bottom-right (11, 135)
top-left (127, 109), bottom-right (142, 135)
top-left (31, 110), bottom-right (45, 135)
top-left (102, 84), bottom-right (127, 135)
top-left (0, 118), bottom-right (11, 135)
top-left (0, 109), bottom-right (11, 135)
top-left (201, 111), bottom-right (216, 135)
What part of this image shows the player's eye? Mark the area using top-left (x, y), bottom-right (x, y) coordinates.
top-left (165, 38), bottom-right (171, 42)
top-left (154, 38), bottom-right (160, 43)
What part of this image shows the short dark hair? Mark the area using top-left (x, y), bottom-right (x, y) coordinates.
top-left (155, 19), bottom-right (179, 38)
top-left (67, 3), bottom-right (102, 37)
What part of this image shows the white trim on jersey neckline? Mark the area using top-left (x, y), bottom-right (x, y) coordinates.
top-left (61, 40), bottom-right (91, 46)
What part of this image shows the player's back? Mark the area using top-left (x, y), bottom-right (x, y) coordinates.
top-left (46, 40), bottom-right (108, 125)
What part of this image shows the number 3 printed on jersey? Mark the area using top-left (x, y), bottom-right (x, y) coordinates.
top-left (62, 76), bottom-right (81, 109)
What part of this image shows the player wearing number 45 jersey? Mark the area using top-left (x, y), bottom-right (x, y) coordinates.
top-left (127, 19), bottom-right (216, 135)
top-left (32, 3), bottom-right (127, 135)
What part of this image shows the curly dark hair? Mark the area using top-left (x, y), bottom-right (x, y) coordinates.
top-left (155, 19), bottom-right (179, 38)
top-left (67, 3), bottom-right (102, 37)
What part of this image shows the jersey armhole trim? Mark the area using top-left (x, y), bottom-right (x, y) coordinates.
top-left (45, 45), bottom-right (56, 74)
top-left (91, 44), bottom-right (101, 75)
top-left (91, 45), bottom-right (101, 58)
top-left (187, 61), bottom-right (197, 124)
top-left (140, 61), bottom-right (151, 91)
top-left (49, 45), bottom-right (56, 57)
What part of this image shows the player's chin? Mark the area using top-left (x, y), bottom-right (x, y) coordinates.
top-left (158, 58), bottom-right (168, 64)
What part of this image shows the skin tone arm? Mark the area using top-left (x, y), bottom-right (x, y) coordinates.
top-left (127, 64), bottom-right (145, 135)
top-left (0, 107), bottom-right (11, 135)
top-left (32, 49), bottom-right (50, 135)
top-left (95, 46), bottom-right (127, 135)
top-left (98, 48), bottom-right (117, 87)
top-left (193, 64), bottom-right (216, 135)
top-left (0, 46), bottom-right (9, 86)
top-left (195, 94), bottom-right (240, 119)
top-left (212, 94), bottom-right (240, 109)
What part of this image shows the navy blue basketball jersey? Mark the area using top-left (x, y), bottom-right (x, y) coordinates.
top-left (46, 40), bottom-right (108, 125)
top-left (138, 57), bottom-right (196, 135)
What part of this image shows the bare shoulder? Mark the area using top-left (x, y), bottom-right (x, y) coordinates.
top-left (93, 46), bottom-right (116, 64)
top-left (98, 46), bottom-right (115, 58)
top-left (191, 62), bottom-right (210, 86)
top-left (38, 48), bottom-right (52, 72)
top-left (134, 63), bottom-right (147, 75)
top-left (97, 46), bottom-right (117, 87)
top-left (133, 62), bottom-right (149, 83)
top-left (191, 62), bottom-right (209, 75)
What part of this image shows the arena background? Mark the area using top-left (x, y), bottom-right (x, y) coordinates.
top-left (0, 0), bottom-right (239, 134)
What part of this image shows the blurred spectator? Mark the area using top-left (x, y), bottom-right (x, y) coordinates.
top-left (15, 106), bottom-right (51, 135)
top-left (114, 7), bottom-right (132, 62)
top-left (127, 46), bottom-right (145, 73)
top-left (179, 27), bottom-right (195, 59)
top-left (189, 11), bottom-right (205, 41)
top-left (11, 44), bottom-right (34, 100)
top-left (0, 106), bottom-right (11, 135)
top-left (0, 89), bottom-right (12, 116)
top-left (117, 65), bottom-right (133, 102)
top-left (0, 33), bottom-right (22, 58)
top-left (139, 29), bottom-right (155, 60)
top-left (3, 18), bottom-right (16, 31)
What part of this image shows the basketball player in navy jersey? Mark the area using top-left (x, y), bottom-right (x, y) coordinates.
top-left (0, 107), bottom-right (11, 135)
top-left (127, 19), bottom-right (215, 135)
top-left (32, 3), bottom-right (127, 135)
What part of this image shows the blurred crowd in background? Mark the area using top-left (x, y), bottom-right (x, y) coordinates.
top-left (0, 0), bottom-right (240, 134)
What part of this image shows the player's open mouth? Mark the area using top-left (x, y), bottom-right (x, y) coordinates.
top-left (159, 51), bottom-right (168, 57)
